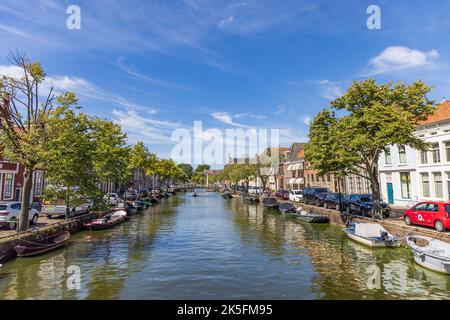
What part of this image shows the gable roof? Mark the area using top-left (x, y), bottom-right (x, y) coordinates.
top-left (287, 143), bottom-right (304, 162)
top-left (419, 101), bottom-right (450, 126)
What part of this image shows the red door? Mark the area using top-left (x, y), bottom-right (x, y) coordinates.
top-left (411, 203), bottom-right (428, 225)
top-left (425, 203), bottom-right (440, 227)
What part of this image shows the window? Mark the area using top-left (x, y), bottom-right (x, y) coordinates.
top-left (398, 146), bottom-right (407, 164)
top-left (414, 203), bottom-right (428, 211)
top-left (4, 173), bottom-right (13, 199)
top-left (400, 172), bottom-right (411, 199)
top-left (364, 173), bottom-right (371, 192)
top-left (356, 176), bottom-right (362, 193)
top-left (34, 171), bottom-right (44, 196)
top-left (434, 172), bottom-right (443, 198)
top-left (421, 173), bottom-right (430, 197)
top-left (427, 203), bottom-right (439, 212)
top-left (432, 143), bottom-right (441, 163)
top-left (348, 176), bottom-right (354, 193)
top-left (420, 150), bottom-right (428, 164)
top-left (385, 147), bottom-right (392, 165)
top-left (446, 142), bottom-right (450, 162)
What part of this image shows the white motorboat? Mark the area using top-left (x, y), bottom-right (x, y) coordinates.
top-left (406, 235), bottom-right (450, 274)
top-left (344, 222), bottom-right (400, 247)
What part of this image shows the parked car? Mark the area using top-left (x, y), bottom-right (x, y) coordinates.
top-left (303, 187), bottom-right (330, 206)
top-left (321, 192), bottom-right (346, 211)
top-left (248, 187), bottom-right (263, 195)
top-left (41, 200), bottom-right (91, 219)
top-left (104, 192), bottom-right (120, 206)
top-left (0, 202), bottom-right (39, 230)
top-left (289, 190), bottom-right (304, 202)
top-left (403, 201), bottom-right (450, 232)
top-left (275, 189), bottom-right (289, 200)
top-left (123, 189), bottom-right (138, 201)
top-left (345, 194), bottom-right (391, 218)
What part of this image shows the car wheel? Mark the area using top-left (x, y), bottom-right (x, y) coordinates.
top-left (8, 220), bottom-right (16, 230)
top-left (404, 215), bottom-right (411, 226)
top-left (31, 214), bottom-right (38, 225)
top-left (435, 220), bottom-right (445, 232)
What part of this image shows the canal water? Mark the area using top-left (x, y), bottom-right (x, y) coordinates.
top-left (1, 190), bottom-right (450, 300)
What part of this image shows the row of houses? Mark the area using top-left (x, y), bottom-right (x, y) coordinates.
top-left (235, 101), bottom-right (450, 208)
top-left (0, 154), bottom-right (164, 204)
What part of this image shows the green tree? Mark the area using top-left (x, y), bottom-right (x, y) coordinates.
top-left (177, 163), bottom-right (193, 180)
top-left (304, 79), bottom-right (435, 218)
top-left (0, 52), bottom-right (77, 231)
top-left (192, 164), bottom-right (210, 185)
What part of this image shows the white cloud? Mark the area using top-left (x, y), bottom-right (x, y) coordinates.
top-left (318, 80), bottom-right (343, 100)
top-left (219, 16), bottom-right (235, 28)
top-left (211, 112), bottom-right (250, 128)
top-left (0, 64), bottom-right (156, 114)
top-left (368, 46), bottom-right (440, 75)
top-left (302, 116), bottom-right (311, 126)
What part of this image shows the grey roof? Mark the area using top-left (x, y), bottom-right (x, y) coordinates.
top-left (286, 143), bottom-right (304, 163)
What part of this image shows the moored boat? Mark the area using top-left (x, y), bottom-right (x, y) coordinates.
top-left (344, 222), bottom-right (400, 247)
top-left (296, 210), bottom-right (330, 223)
top-left (83, 210), bottom-right (127, 230)
top-left (14, 231), bottom-right (71, 257)
top-left (262, 197), bottom-right (279, 209)
top-left (114, 202), bottom-right (137, 215)
top-left (243, 196), bottom-right (260, 204)
top-left (221, 192), bottom-right (233, 199)
top-left (406, 235), bottom-right (450, 274)
top-left (193, 192), bottom-right (199, 197)
top-left (278, 202), bottom-right (297, 213)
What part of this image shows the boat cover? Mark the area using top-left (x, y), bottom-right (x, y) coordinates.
top-left (354, 223), bottom-right (388, 238)
top-left (111, 210), bottom-right (127, 218)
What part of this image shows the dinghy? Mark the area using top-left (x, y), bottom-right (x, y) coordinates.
top-left (14, 231), bottom-right (71, 257)
top-left (344, 222), bottom-right (400, 247)
top-left (296, 210), bottom-right (330, 223)
top-left (221, 192), bottom-right (232, 199)
top-left (406, 235), bottom-right (450, 274)
top-left (262, 197), bottom-right (279, 209)
top-left (83, 210), bottom-right (127, 230)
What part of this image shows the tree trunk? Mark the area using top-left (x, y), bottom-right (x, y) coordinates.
top-left (369, 162), bottom-right (383, 220)
top-left (19, 168), bottom-right (33, 232)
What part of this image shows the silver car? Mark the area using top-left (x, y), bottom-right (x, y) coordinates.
top-left (41, 202), bottom-right (91, 218)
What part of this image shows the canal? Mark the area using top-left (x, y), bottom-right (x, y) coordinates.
top-left (1, 190), bottom-right (450, 300)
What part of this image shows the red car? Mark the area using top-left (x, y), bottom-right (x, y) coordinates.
top-left (274, 189), bottom-right (289, 200)
top-left (403, 201), bottom-right (450, 232)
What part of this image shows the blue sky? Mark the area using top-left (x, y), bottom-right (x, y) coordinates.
top-left (1, 0), bottom-right (450, 164)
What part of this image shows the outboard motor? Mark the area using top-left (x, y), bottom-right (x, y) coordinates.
top-left (380, 231), bottom-right (393, 246)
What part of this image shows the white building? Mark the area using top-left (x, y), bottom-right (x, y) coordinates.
top-left (379, 101), bottom-right (450, 207)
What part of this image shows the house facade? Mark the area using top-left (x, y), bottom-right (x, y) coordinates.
top-left (379, 101), bottom-right (450, 206)
top-left (283, 143), bottom-right (305, 190)
top-left (0, 156), bottom-right (45, 203)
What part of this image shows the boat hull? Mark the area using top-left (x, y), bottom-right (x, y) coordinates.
top-left (344, 230), bottom-right (400, 248)
top-left (14, 231), bottom-right (71, 257)
top-left (407, 236), bottom-right (450, 274)
top-left (296, 215), bottom-right (330, 224)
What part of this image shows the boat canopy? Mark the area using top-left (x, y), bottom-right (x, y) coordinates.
top-left (354, 223), bottom-right (389, 238)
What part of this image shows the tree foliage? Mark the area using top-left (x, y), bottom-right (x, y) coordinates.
top-left (304, 79), bottom-right (436, 218)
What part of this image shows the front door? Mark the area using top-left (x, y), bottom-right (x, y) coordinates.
top-left (16, 188), bottom-right (21, 202)
top-left (387, 183), bottom-right (394, 205)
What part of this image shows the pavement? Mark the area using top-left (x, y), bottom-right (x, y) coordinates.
top-left (0, 215), bottom-right (67, 239)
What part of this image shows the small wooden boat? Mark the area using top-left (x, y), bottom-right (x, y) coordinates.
top-left (83, 210), bottom-right (127, 230)
top-left (407, 235), bottom-right (450, 274)
top-left (296, 211), bottom-right (330, 223)
top-left (193, 192), bottom-right (199, 197)
top-left (344, 222), bottom-right (400, 247)
top-left (14, 231), bottom-right (71, 257)
top-left (262, 197), bottom-right (279, 209)
top-left (278, 203), bottom-right (297, 213)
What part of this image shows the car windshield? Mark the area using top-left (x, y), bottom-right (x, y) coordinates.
top-left (294, 191), bottom-right (302, 195)
top-left (0, 205), bottom-right (7, 210)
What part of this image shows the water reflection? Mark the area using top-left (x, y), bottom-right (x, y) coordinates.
top-left (0, 193), bottom-right (449, 299)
